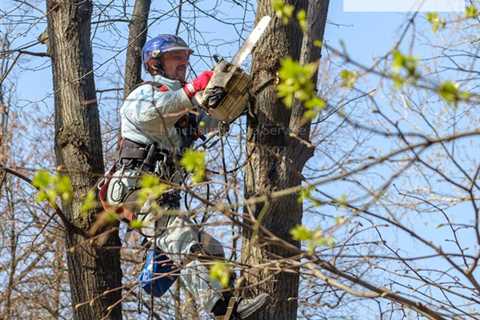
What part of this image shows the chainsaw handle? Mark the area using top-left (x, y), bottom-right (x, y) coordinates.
top-left (191, 88), bottom-right (226, 111)
top-left (192, 91), bottom-right (207, 109)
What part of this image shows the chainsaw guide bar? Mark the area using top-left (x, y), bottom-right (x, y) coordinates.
top-left (194, 16), bottom-right (272, 123)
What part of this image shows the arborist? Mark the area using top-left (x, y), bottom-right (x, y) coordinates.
top-left (103, 34), bottom-right (268, 319)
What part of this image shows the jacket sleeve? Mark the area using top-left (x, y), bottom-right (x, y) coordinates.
top-left (125, 84), bottom-right (193, 129)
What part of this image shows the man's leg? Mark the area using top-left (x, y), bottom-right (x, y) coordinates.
top-left (129, 193), bottom-right (268, 318)
top-left (159, 223), bottom-right (269, 319)
top-left (154, 216), bottom-right (225, 312)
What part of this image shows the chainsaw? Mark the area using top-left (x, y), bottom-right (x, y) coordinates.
top-left (193, 16), bottom-right (271, 123)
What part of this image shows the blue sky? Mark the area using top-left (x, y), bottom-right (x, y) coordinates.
top-left (6, 1), bottom-right (414, 106)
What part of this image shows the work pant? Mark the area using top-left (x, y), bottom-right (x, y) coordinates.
top-left (106, 167), bottom-right (224, 312)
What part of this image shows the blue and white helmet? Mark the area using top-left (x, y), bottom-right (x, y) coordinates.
top-left (142, 34), bottom-right (193, 73)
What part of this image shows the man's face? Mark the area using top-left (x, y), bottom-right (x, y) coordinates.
top-left (159, 50), bottom-right (190, 82)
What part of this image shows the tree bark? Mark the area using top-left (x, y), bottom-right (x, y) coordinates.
top-left (0, 35), bottom-right (10, 194)
top-left (47, 1), bottom-right (122, 319)
top-left (242, 1), bottom-right (329, 319)
top-left (0, 91), bottom-right (7, 193)
top-left (5, 183), bottom-right (17, 320)
top-left (123, 0), bottom-right (151, 97)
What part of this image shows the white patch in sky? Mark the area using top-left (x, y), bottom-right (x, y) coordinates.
top-left (344, 0), bottom-right (466, 12)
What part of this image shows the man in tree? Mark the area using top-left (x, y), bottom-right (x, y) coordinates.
top-left (105, 34), bottom-right (268, 319)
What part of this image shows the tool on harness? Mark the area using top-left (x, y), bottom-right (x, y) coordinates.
top-left (193, 16), bottom-right (271, 124)
top-left (175, 112), bottom-right (204, 150)
top-left (141, 142), bottom-right (159, 172)
top-left (120, 139), bottom-right (175, 173)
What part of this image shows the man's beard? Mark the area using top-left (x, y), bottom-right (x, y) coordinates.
top-left (162, 65), bottom-right (187, 82)
top-left (174, 66), bottom-right (187, 82)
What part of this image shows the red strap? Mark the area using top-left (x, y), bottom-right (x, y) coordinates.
top-left (98, 177), bottom-right (112, 212)
top-left (97, 163), bottom-right (118, 212)
top-left (157, 84), bottom-right (169, 92)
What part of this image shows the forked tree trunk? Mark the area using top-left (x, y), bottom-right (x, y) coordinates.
top-left (47, 1), bottom-right (122, 319)
top-left (242, 1), bottom-right (330, 319)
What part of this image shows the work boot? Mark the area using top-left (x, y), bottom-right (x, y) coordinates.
top-left (235, 293), bottom-right (269, 319)
top-left (213, 293), bottom-right (269, 320)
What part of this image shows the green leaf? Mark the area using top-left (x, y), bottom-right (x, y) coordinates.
top-left (340, 69), bottom-right (358, 88)
top-left (303, 110), bottom-right (318, 120)
top-left (392, 74), bottom-right (406, 88)
top-left (136, 184), bottom-right (168, 207)
top-left (152, 184), bottom-right (168, 198)
top-left (304, 97), bottom-right (326, 121)
top-left (272, 0), bottom-right (295, 25)
top-left (291, 225), bottom-right (336, 253)
top-left (437, 81), bottom-right (460, 104)
top-left (36, 190), bottom-right (48, 203)
top-left (297, 9), bottom-right (307, 32)
top-left (426, 12), bottom-right (446, 32)
top-left (465, 5), bottom-right (478, 18)
top-left (277, 57), bottom-right (317, 108)
top-left (136, 188), bottom-right (148, 206)
top-left (81, 190), bottom-right (97, 214)
top-left (392, 50), bottom-right (404, 72)
top-left (55, 175), bottom-right (72, 193)
top-left (298, 186), bottom-right (313, 203)
top-left (276, 57), bottom-right (325, 121)
top-left (210, 261), bottom-right (231, 288)
top-left (335, 216), bottom-right (347, 225)
top-left (392, 50), bottom-right (418, 78)
top-left (298, 185), bottom-right (323, 205)
top-left (45, 189), bottom-right (57, 206)
top-left (130, 219), bottom-right (144, 230)
top-left (137, 174), bottom-right (168, 205)
top-left (55, 175), bottom-right (72, 202)
top-left (32, 170), bottom-right (52, 189)
top-left (311, 231), bottom-right (336, 252)
top-left (313, 40), bottom-right (322, 48)
top-left (305, 97), bottom-right (326, 110)
top-left (33, 170), bottom-right (74, 205)
top-left (290, 225), bottom-right (313, 241)
top-left (180, 149), bottom-right (206, 183)
top-left (336, 194), bottom-right (348, 208)
top-left (437, 81), bottom-right (470, 105)
top-left (324, 236), bottom-right (336, 248)
top-left (140, 175), bottom-right (160, 188)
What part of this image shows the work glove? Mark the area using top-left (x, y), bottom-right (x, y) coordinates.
top-left (183, 70), bottom-right (214, 98)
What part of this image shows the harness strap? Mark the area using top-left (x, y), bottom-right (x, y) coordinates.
top-left (120, 138), bottom-right (151, 159)
top-left (120, 139), bottom-right (175, 163)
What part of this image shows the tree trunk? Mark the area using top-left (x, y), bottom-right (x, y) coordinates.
top-left (242, 1), bottom-right (329, 319)
top-left (53, 234), bottom-right (64, 319)
top-left (0, 35), bottom-right (10, 194)
top-left (0, 90), bottom-right (7, 193)
top-left (5, 183), bottom-right (17, 320)
top-left (47, 1), bottom-right (123, 319)
top-left (123, 0), bottom-right (151, 97)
